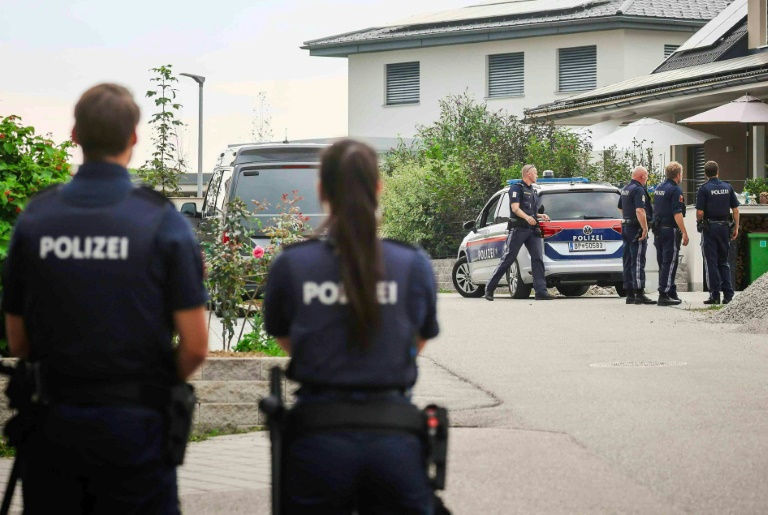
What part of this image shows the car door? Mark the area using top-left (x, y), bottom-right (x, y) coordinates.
top-left (467, 192), bottom-right (509, 283)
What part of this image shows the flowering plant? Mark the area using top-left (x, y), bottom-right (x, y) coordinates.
top-left (200, 191), bottom-right (312, 351)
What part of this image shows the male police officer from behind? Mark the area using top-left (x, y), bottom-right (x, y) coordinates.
top-left (618, 166), bottom-right (656, 304)
top-left (653, 161), bottom-right (689, 306)
top-left (484, 164), bottom-right (555, 301)
top-left (1, 84), bottom-right (209, 513)
top-left (696, 160), bottom-right (740, 305)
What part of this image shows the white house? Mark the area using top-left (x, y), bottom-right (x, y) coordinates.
top-left (303, 0), bottom-right (731, 139)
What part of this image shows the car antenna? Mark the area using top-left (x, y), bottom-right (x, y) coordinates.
top-left (283, 128), bottom-right (289, 144)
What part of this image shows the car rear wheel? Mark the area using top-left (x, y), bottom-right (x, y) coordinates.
top-left (614, 284), bottom-right (627, 297)
top-left (556, 285), bottom-right (590, 297)
top-left (507, 261), bottom-right (533, 299)
top-left (452, 256), bottom-right (485, 298)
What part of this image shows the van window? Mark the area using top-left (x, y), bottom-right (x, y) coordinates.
top-left (235, 148), bottom-right (323, 165)
top-left (203, 170), bottom-right (223, 217)
top-left (232, 166), bottom-right (323, 226)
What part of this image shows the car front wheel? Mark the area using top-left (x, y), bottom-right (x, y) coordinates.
top-left (452, 256), bottom-right (485, 298)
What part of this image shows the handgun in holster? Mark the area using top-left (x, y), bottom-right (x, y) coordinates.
top-left (258, 367), bottom-right (286, 515)
top-left (696, 219), bottom-right (709, 234)
top-left (650, 217), bottom-right (661, 237)
top-left (0, 360), bottom-right (45, 515)
top-left (166, 382), bottom-right (197, 466)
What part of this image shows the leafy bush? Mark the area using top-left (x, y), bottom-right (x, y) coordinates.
top-left (199, 192), bottom-right (310, 350)
top-left (233, 310), bottom-right (286, 357)
top-left (0, 115), bottom-right (73, 354)
top-left (380, 93), bottom-right (596, 257)
top-left (0, 115), bottom-right (74, 262)
top-left (745, 177), bottom-right (768, 197)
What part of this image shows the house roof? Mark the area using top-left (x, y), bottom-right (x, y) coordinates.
top-left (525, 51), bottom-right (768, 120)
top-left (303, 0), bottom-right (731, 57)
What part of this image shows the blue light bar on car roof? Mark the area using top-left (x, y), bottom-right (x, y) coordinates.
top-left (506, 177), bottom-right (591, 185)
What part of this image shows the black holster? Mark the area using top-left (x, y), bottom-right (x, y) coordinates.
top-left (650, 218), bottom-right (661, 237)
top-left (166, 382), bottom-right (197, 466)
top-left (258, 367), bottom-right (451, 515)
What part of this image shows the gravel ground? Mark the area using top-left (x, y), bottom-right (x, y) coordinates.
top-left (711, 272), bottom-right (768, 328)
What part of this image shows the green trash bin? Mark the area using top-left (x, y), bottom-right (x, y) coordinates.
top-left (748, 233), bottom-right (768, 284)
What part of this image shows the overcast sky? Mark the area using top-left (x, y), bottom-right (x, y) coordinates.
top-left (2, 0), bottom-right (470, 175)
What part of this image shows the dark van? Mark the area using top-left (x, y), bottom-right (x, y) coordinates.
top-left (199, 143), bottom-right (328, 241)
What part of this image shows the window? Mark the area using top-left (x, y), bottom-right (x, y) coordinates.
top-left (488, 53), bottom-right (524, 98)
top-left (539, 191), bottom-right (620, 221)
top-left (386, 62), bottom-right (420, 105)
top-left (481, 194), bottom-right (502, 227)
top-left (495, 193), bottom-right (511, 224)
top-left (558, 45), bottom-right (596, 93)
top-left (664, 44), bottom-right (679, 59)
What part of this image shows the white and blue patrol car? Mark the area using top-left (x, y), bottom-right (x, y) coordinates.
top-left (452, 178), bottom-right (628, 298)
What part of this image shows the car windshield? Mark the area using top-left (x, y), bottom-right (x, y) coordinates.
top-left (235, 148), bottom-right (323, 165)
top-left (540, 190), bottom-right (620, 220)
top-left (232, 167), bottom-right (323, 230)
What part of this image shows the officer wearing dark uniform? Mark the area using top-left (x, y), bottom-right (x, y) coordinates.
top-left (696, 160), bottom-right (740, 305)
top-left (263, 139), bottom-right (439, 513)
top-left (653, 161), bottom-right (690, 306)
top-left (2, 84), bottom-right (209, 513)
top-left (484, 164), bottom-right (555, 301)
top-left (618, 166), bottom-right (656, 304)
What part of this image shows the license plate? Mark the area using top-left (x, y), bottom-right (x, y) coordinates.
top-left (569, 241), bottom-right (606, 252)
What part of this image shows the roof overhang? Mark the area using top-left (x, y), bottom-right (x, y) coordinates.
top-left (526, 52), bottom-right (768, 124)
top-left (303, 16), bottom-right (705, 58)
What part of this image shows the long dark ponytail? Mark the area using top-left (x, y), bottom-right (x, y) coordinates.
top-left (319, 140), bottom-right (383, 349)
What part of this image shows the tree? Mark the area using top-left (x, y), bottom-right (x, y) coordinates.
top-left (250, 91), bottom-right (273, 143)
top-left (137, 65), bottom-right (187, 196)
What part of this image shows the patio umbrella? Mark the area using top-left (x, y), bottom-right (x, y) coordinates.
top-left (592, 117), bottom-right (719, 151)
top-left (679, 94), bottom-right (768, 180)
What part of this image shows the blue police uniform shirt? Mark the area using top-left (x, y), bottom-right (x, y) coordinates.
top-left (696, 178), bottom-right (740, 219)
top-left (508, 182), bottom-right (539, 223)
top-left (1, 162), bottom-right (208, 386)
top-left (618, 179), bottom-right (652, 220)
top-left (263, 238), bottom-right (439, 389)
top-left (653, 179), bottom-right (685, 225)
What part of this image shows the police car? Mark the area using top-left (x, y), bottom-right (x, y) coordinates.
top-left (452, 177), bottom-right (626, 298)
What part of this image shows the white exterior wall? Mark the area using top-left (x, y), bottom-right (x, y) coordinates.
top-left (348, 29), bottom-right (694, 138)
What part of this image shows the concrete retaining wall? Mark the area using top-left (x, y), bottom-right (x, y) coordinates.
top-left (0, 358), bottom-right (293, 435)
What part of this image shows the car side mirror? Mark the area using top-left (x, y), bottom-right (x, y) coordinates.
top-left (180, 202), bottom-right (199, 218)
top-left (463, 220), bottom-right (476, 231)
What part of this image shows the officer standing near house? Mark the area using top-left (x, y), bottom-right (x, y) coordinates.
top-left (1, 83), bottom-right (209, 513)
top-left (696, 160), bottom-right (740, 304)
top-left (653, 161), bottom-right (689, 306)
top-left (484, 164), bottom-right (555, 301)
top-left (618, 166), bottom-right (656, 304)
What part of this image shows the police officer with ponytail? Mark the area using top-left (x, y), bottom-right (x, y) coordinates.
top-left (2, 84), bottom-right (208, 513)
top-left (263, 139), bottom-right (440, 514)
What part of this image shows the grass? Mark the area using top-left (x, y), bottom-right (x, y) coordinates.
top-left (189, 426), bottom-right (263, 443)
top-left (688, 305), bottom-right (725, 312)
top-left (0, 439), bottom-right (14, 458)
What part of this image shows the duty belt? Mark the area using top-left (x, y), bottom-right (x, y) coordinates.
top-left (622, 219), bottom-right (639, 225)
top-left (705, 217), bottom-right (728, 222)
top-left (287, 401), bottom-right (424, 436)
